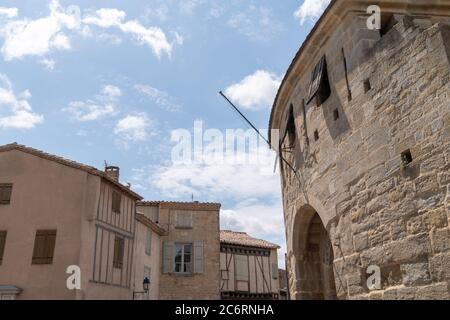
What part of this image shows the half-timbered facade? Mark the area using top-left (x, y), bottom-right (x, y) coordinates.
top-left (220, 230), bottom-right (280, 300)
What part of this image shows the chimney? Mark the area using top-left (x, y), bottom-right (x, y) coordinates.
top-left (105, 165), bottom-right (120, 182)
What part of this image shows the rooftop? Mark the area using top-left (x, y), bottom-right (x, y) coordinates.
top-left (220, 230), bottom-right (280, 249)
top-left (0, 142), bottom-right (143, 200)
top-left (138, 200), bottom-right (221, 211)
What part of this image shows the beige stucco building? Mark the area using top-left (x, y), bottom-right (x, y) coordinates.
top-left (137, 201), bottom-right (221, 300)
top-left (220, 230), bottom-right (280, 300)
top-left (270, 0), bottom-right (450, 300)
top-left (0, 143), bottom-right (143, 299)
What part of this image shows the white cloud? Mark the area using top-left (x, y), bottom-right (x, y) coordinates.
top-left (294, 0), bottom-right (330, 25)
top-left (39, 58), bottom-right (56, 70)
top-left (135, 84), bottom-right (181, 112)
top-left (82, 8), bottom-right (125, 28)
top-left (0, 0), bottom-right (80, 61)
top-left (221, 201), bottom-right (286, 266)
top-left (227, 5), bottom-right (284, 41)
top-left (114, 114), bottom-right (152, 142)
top-left (0, 7), bottom-right (18, 18)
top-left (147, 137), bottom-right (279, 200)
top-left (83, 8), bottom-right (176, 58)
top-left (0, 74), bottom-right (44, 129)
top-left (225, 70), bottom-right (281, 110)
top-left (63, 85), bottom-right (121, 121)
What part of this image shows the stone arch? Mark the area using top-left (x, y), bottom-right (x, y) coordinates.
top-left (291, 204), bottom-right (337, 300)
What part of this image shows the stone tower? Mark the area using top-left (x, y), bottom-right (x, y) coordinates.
top-left (269, 0), bottom-right (450, 300)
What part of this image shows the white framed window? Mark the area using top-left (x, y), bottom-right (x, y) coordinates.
top-left (174, 243), bottom-right (192, 274)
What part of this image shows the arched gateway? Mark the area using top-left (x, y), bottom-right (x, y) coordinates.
top-left (292, 206), bottom-right (337, 300)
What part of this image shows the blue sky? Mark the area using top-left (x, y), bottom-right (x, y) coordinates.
top-left (0, 0), bottom-right (330, 263)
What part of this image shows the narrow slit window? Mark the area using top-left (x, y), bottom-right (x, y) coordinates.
top-left (314, 130), bottom-right (319, 141)
top-left (307, 56), bottom-right (331, 106)
top-left (364, 79), bottom-right (371, 93)
top-left (333, 109), bottom-right (339, 121)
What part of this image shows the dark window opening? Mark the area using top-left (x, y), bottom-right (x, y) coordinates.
top-left (0, 184), bottom-right (13, 205)
top-left (286, 104), bottom-right (296, 146)
top-left (380, 14), bottom-right (397, 37)
top-left (307, 56), bottom-right (331, 106)
top-left (314, 130), bottom-right (319, 141)
top-left (401, 149), bottom-right (413, 167)
top-left (112, 191), bottom-right (121, 214)
top-left (0, 231), bottom-right (6, 265)
top-left (333, 109), bottom-right (339, 121)
top-left (113, 236), bottom-right (125, 269)
top-left (364, 79), bottom-right (371, 93)
top-left (32, 230), bottom-right (57, 265)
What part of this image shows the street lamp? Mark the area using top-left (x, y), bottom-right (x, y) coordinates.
top-left (133, 277), bottom-right (150, 300)
top-left (143, 277), bottom-right (150, 292)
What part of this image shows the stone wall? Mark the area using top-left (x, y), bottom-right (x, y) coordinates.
top-left (279, 13), bottom-right (450, 300)
top-left (158, 207), bottom-right (220, 299)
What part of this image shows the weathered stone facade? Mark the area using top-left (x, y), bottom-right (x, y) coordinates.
top-left (138, 201), bottom-right (221, 300)
top-left (270, 1), bottom-right (450, 300)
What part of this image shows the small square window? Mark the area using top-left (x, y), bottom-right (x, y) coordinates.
top-left (401, 149), bottom-right (413, 167)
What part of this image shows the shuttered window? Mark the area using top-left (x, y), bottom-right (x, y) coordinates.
top-left (175, 212), bottom-right (192, 229)
top-left (112, 191), bottom-right (121, 214)
top-left (235, 255), bottom-right (249, 281)
top-left (145, 228), bottom-right (152, 256)
top-left (162, 241), bottom-right (174, 274)
top-left (193, 241), bottom-right (204, 274)
top-left (0, 231), bottom-right (7, 265)
top-left (32, 230), bottom-right (57, 265)
top-left (307, 55), bottom-right (331, 105)
top-left (113, 236), bottom-right (124, 269)
top-left (272, 263), bottom-right (279, 279)
top-left (0, 184), bottom-right (13, 205)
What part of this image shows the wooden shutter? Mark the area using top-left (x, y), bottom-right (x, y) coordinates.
top-left (112, 191), bottom-right (121, 214)
top-left (145, 228), bottom-right (152, 256)
top-left (32, 230), bottom-right (56, 264)
top-left (0, 231), bottom-right (7, 265)
top-left (235, 255), bottom-right (249, 281)
top-left (307, 55), bottom-right (331, 105)
top-left (193, 241), bottom-right (204, 274)
top-left (162, 241), bottom-right (174, 273)
top-left (113, 236), bottom-right (124, 269)
top-left (272, 263), bottom-right (279, 279)
top-left (0, 184), bottom-right (13, 204)
top-left (176, 212), bottom-right (192, 228)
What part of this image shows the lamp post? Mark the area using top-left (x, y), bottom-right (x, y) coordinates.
top-left (133, 277), bottom-right (150, 300)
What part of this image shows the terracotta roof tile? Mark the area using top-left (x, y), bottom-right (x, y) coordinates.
top-left (0, 142), bottom-right (143, 200)
top-left (220, 230), bottom-right (280, 249)
top-left (138, 200), bottom-right (221, 211)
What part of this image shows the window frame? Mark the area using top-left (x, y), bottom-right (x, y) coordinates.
top-left (111, 191), bottom-right (121, 214)
top-left (0, 183), bottom-right (13, 205)
top-left (113, 236), bottom-right (125, 269)
top-left (0, 231), bottom-right (7, 265)
top-left (173, 243), bottom-right (193, 274)
top-left (145, 228), bottom-right (152, 256)
top-left (235, 254), bottom-right (249, 281)
top-left (31, 230), bottom-right (57, 265)
top-left (175, 212), bottom-right (193, 229)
